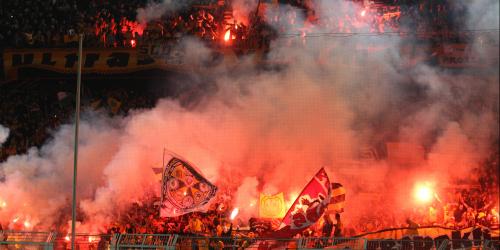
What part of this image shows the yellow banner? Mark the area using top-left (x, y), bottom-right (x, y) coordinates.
top-left (259, 193), bottom-right (286, 219)
top-left (358, 226), bottom-right (499, 239)
top-left (2, 48), bottom-right (188, 80)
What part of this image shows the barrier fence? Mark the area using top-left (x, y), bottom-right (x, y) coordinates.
top-left (112, 234), bottom-right (177, 249)
top-left (1, 231), bottom-right (499, 250)
top-left (53, 234), bottom-right (112, 250)
top-left (0, 231), bottom-right (56, 250)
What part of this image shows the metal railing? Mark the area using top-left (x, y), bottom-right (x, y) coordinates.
top-left (364, 238), bottom-right (500, 250)
top-left (298, 237), bottom-right (367, 249)
top-left (2, 232), bottom-right (499, 250)
top-left (0, 231), bottom-right (56, 250)
top-left (111, 233), bottom-right (178, 249)
top-left (53, 234), bottom-right (112, 250)
top-left (176, 236), bottom-right (303, 249)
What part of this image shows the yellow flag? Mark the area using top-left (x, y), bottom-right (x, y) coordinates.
top-left (259, 193), bottom-right (286, 218)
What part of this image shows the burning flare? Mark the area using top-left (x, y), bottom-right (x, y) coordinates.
top-left (224, 30), bottom-right (231, 42)
top-left (414, 183), bottom-right (434, 204)
top-left (230, 208), bottom-right (239, 220)
top-left (0, 199), bottom-right (6, 208)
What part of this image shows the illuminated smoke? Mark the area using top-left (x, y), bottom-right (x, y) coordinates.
top-left (137, 0), bottom-right (192, 25)
top-left (0, 0), bottom-right (498, 233)
top-left (0, 124), bottom-right (9, 146)
top-left (231, 0), bottom-right (259, 25)
top-left (234, 177), bottom-right (259, 219)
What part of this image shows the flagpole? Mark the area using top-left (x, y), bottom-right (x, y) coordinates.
top-left (71, 34), bottom-right (83, 250)
top-left (160, 148), bottom-right (165, 212)
top-left (162, 148), bottom-right (166, 168)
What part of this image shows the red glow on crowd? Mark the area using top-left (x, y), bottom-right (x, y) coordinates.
top-left (0, 0), bottom-right (498, 245)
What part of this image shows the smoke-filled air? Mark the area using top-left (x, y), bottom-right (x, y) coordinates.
top-left (0, 0), bottom-right (498, 235)
top-left (0, 125), bottom-right (9, 146)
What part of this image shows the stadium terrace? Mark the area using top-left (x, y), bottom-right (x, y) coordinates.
top-left (0, 0), bottom-right (499, 249)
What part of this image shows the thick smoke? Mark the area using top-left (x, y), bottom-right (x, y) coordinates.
top-left (0, 0), bottom-right (498, 232)
top-left (137, 0), bottom-right (193, 24)
top-left (231, 0), bottom-right (259, 25)
top-left (0, 124), bottom-right (9, 146)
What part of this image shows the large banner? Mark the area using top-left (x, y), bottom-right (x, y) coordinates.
top-left (2, 48), bottom-right (187, 80)
top-left (359, 226), bottom-right (499, 250)
top-left (160, 157), bottom-right (217, 217)
top-left (272, 168), bottom-right (331, 238)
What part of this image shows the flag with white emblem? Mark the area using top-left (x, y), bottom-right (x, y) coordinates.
top-left (160, 157), bottom-right (217, 217)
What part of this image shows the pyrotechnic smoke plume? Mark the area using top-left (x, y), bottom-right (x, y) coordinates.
top-left (0, 124), bottom-right (9, 146)
top-left (231, 0), bottom-right (259, 25)
top-left (137, 0), bottom-right (193, 24)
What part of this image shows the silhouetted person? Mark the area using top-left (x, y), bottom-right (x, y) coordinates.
top-left (333, 213), bottom-right (343, 237)
top-left (322, 214), bottom-right (334, 237)
top-left (406, 218), bottom-right (419, 236)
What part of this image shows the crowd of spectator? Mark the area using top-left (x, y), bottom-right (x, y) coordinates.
top-left (76, 150), bottom-right (498, 241)
top-left (0, 79), bottom-right (157, 162)
top-left (0, 0), bottom-right (479, 50)
top-left (0, 77), bottom-right (498, 240)
top-left (0, 0), bottom-right (153, 48)
top-left (349, 155), bottom-right (499, 235)
top-left (0, 0), bottom-right (498, 247)
top-left (65, 179), bottom-right (496, 250)
top-left (81, 159), bottom-right (498, 241)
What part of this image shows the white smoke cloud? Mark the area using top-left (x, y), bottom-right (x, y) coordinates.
top-left (233, 177), bottom-right (259, 220)
top-left (0, 124), bottom-right (9, 146)
top-left (232, 0), bottom-right (259, 25)
top-left (455, 0), bottom-right (499, 30)
top-left (137, 0), bottom-right (192, 24)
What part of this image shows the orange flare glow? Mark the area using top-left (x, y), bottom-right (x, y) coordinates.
top-left (230, 208), bottom-right (239, 220)
top-left (224, 30), bottom-right (231, 42)
top-left (414, 183), bottom-right (434, 204)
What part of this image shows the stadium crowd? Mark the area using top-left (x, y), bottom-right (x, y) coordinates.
top-left (0, 0), bottom-right (472, 49)
top-left (84, 158), bottom-right (498, 241)
top-left (0, 79), bottom-right (157, 162)
top-left (0, 81), bottom-right (498, 245)
top-left (0, 0), bottom-right (150, 48)
top-left (0, 0), bottom-right (498, 247)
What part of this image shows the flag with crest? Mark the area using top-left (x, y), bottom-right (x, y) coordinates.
top-left (160, 157), bottom-right (217, 217)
